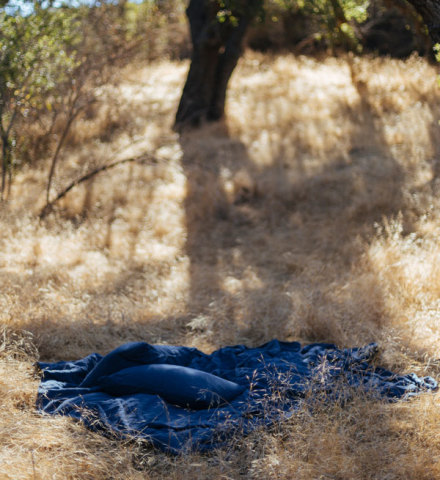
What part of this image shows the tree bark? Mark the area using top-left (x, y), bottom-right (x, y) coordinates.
top-left (406, 0), bottom-right (440, 43)
top-left (174, 0), bottom-right (261, 129)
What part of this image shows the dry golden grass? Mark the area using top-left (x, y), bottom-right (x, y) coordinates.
top-left (1, 51), bottom-right (440, 479)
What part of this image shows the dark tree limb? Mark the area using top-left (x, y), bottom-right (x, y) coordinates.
top-left (39, 153), bottom-right (160, 218)
top-left (1, 102), bottom-right (18, 201)
top-left (406, 0), bottom-right (440, 43)
top-left (45, 90), bottom-right (84, 204)
top-left (174, 0), bottom-right (262, 129)
top-left (208, 13), bottom-right (252, 121)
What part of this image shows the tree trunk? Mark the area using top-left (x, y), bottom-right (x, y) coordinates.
top-left (174, 0), bottom-right (260, 129)
top-left (406, 0), bottom-right (440, 43)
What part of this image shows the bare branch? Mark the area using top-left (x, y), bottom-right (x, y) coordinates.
top-left (39, 153), bottom-right (162, 218)
top-left (45, 90), bottom-right (85, 204)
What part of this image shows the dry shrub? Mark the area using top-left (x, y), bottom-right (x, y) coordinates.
top-left (1, 51), bottom-right (440, 478)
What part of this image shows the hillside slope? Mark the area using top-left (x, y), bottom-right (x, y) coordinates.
top-left (1, 52), bottom-right (440, 479)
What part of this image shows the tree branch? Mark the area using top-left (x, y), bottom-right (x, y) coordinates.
top-left (39, 153), bottom-right (161, 218)
top-left (45, 90), bottom-right (84, 204)
top-left (406, 0), bottom-right (440, 43)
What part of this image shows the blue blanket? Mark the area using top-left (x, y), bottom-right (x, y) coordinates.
top-left (37, 340), bottom-right (437, 453)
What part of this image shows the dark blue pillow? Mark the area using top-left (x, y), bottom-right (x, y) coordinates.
top-left (98, 364), bottom-right (246, 409)
top-left (80, 342), bottom-right (201, 388)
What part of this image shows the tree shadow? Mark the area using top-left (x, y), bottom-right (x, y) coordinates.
top-left (179, 123), bottom-right (293, 345)
top-left (176, 56), bottom-right (415, 351)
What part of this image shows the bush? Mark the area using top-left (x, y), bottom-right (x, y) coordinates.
top-left (247, 0), bottom-right (431, 56)
top-left (0, 2), bottom-right (80, 199)
top-left (247, 0), bottom-right (369, 52)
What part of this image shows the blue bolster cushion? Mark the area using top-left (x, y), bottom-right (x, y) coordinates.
top-left (98, 364), bottom-right (246, 409)
top-left (80, 342), bottom-right (199, 388)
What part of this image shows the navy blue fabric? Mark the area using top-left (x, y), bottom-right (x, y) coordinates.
top-left (37, 340), bottom-right (437, 453)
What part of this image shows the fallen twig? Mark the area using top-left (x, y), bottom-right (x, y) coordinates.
top-left (39, 152), bottom-right (161, 219)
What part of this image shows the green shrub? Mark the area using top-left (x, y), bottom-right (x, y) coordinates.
top-left (0, 2), bottom-right (81, 199)
top-left (248, 0), bottom-right (369, 52)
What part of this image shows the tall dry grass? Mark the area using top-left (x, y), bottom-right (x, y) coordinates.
top-left (1, 51), bottom-right (440, 479)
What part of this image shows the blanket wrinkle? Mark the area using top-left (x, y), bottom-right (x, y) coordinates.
top-left (36, 340), bottom-right (437, 453)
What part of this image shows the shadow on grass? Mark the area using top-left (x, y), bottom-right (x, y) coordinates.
top-left (176, 64), bottom-right (410, 349)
